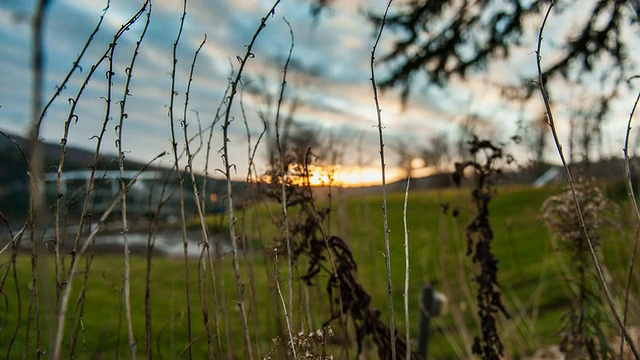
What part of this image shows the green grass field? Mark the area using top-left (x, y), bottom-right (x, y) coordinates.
top-left (1, 182), bottom-right (638, 359)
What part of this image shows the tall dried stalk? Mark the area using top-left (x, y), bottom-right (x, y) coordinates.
top-left (144, 170), bottom-right (177, 357)
top-left (535, 3), bottom-right (639, 358)
top-left (201, 82), bottom-right (229, 209)
top-left (437, 211), bottom-right (475, 358)
top-left (621, 89), bottom-right (640, 357)
top-left (48, 11), bottom-right (150, 354)
top-left (244, 93), bottom-right (295, 355)
top-left (299, 152), bottom-right (352, 356)
top-left (220, 2), bottom-right (282, 358)
top-left (275, 250), bottom-right (297, 358)
top-left (274, 17), bottom-right (296, 349)
top-left (180, 34), bottom-right (222, 359)
top-left (68, 255), bottom-right (93, 359)
top-left (52, 154), bottom-right (165, 359)
top-left (56, 2), bottom-right (148, 282)
top-left (166, 1), bottom-right (196, 358)
top-left (240, 90), bottom-right (267, 355)
top-left (201, 81), bottom-right (230, 358)
top-left (46, 0), bottom-right (110, 306)
top-left (452, 138), bottom-right (511, 359)
top-left (0, 196), bottom-right (28, 357)
top-left (370, 0), bottom-right (396, 358)
top-left (402, 177), bottom-right (411, 360)
top-left (116, 3), bottom-right (152, 357)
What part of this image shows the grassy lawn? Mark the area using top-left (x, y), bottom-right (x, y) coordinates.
top-left (1, 182), bottom-right (638, 358)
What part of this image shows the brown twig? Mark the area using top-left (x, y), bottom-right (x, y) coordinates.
top-left (52, 152), bottom-right (166, 359)
top-left (274, 17), bottom-right (297, 352)
top-left (402, 176), bottom-right (411, 360)
top-left (370, 0), bottom-right (397, 358)
top-left (535, 3), bottom-right (639, 358)
top-left (116, 3), bottom-right (152, 357)
top-left (166, 1), bottom-right (195, 358)
top-left (620, 87), bottom-right (640, 357)
top-left (181, 33), bottom-right (220, 360)
top-left (220, 2), bottom-right (282, 358)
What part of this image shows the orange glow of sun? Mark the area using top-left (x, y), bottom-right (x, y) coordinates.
top-left (304, 165), bottom-right (407, 187)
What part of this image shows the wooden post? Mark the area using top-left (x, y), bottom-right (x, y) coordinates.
top-left (417, 284), bottom-right (434, 358)
top-left (417, 283), bottom-right (446, 359)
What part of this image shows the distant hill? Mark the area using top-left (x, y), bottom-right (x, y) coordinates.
top-left (0, 131), bottom-right (242, 227)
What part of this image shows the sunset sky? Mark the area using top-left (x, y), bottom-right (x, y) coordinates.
top-left (0, 0), bottom-right (638, 186)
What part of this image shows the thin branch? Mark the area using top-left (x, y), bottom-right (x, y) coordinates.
top-left (620, 88), bottom-right (640, 358)
top-left (58, 0), bottom-right (149, 290)
top-left (535, 3), bottom-right (639, 358)
top-left (39, 0), bottom-right (111, 126)
top-left (220, 2), bottom-right (282, 358)
top-left (167, 0), bottom-right (194, 358)
top-left (274, 17), bottom-right (296, 344)
top-left (52, 152), bottom-right (166, 360)
top-left (181, 34), bottom-right (221, 360)
top-left (402, 176), bottom-right (411, 360)
top-left (275, 250), bottom-right (297, 358)
top-left (116, 3), bottom-right (152, 357)
top-left (370, 0), bottom-right (396, 358)
top-left (239, 88), bottom-right (266, 355)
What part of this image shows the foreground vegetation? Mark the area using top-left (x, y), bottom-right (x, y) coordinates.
top-left (3, 0), bottom-right (638, 358)
top-left (1, 182), bottom-right (637, 358)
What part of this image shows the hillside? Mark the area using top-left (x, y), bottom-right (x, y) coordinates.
top-left (0, 131), bottom-right (236, 226)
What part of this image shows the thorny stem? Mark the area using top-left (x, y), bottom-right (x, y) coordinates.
top-left (370, 1), bottom-right (396, 358)
top-left (536, 3), bottom-right (640, 358)
top-left (58, 0), bottom-right (149, 290)
top-left (301, 155), bottom-right (350, 357)
top-left (116, 4), bottom-right (151, 358)
top-left (40, 0), bottom-right (110, 126)
top-left (240, 90), bottom-right (267, 355)
top-left (620, 89), bottom-right (640, 357)
top-left (274, 17), bottom-right (296, 347)
top-left (3, 231), bottom-right (25, 358)
top-left (221, 2), bottom-right (282, 358)
top-left (144, 169), bottom-right (175, 357)
top-left (201, 81), bottom-right (230, 212)
top-left (454, 140), bottom-right (510, 358)
top-left (181, 34), bottom-right (220, 360)
top-left (52, 154), bottom-right (165, 360)
top-left (200, 87), bottom-right (231, 355)
top-left (167, 0), bottom-right (194, 358)
top-left (402, 177), bottom-right (411, 360)
top-left (48, 0), bottom-right (110, 309)
top-left (68, 255), bottom-right (92, 359)
top-left (275, 250), bottom-right (297, 359)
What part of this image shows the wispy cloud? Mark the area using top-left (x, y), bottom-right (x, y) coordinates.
top-left (1, 0), bottom-right (637, 183)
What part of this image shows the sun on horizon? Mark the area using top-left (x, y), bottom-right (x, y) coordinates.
top-left (263, 162), bottom-right (439, 188)
top-left (304, 164), bottom-right (436, 188)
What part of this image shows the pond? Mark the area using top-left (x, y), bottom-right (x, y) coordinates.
top-left (1, 226), bottom-right (232, 258)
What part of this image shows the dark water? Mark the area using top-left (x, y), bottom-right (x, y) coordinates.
top-left (91, 230), bottom-right (233, 257)
top-left (1, 227), bottom-right (232, 258)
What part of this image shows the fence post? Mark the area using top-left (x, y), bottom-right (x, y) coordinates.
top-left (417, 283), bottom-right (446, 359)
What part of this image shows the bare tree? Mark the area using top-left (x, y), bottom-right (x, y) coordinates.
top-left (454, 113), bottom-right (480, 163)
top-left (515, 109), bottom-right (548, 174)
top-left (421, 133), bottom-right (450, 173)
top-left (392, 139), bottom-right (417, 181)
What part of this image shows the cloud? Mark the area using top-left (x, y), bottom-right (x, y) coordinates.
top-left (2, 0), bottom-right (637, 185)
